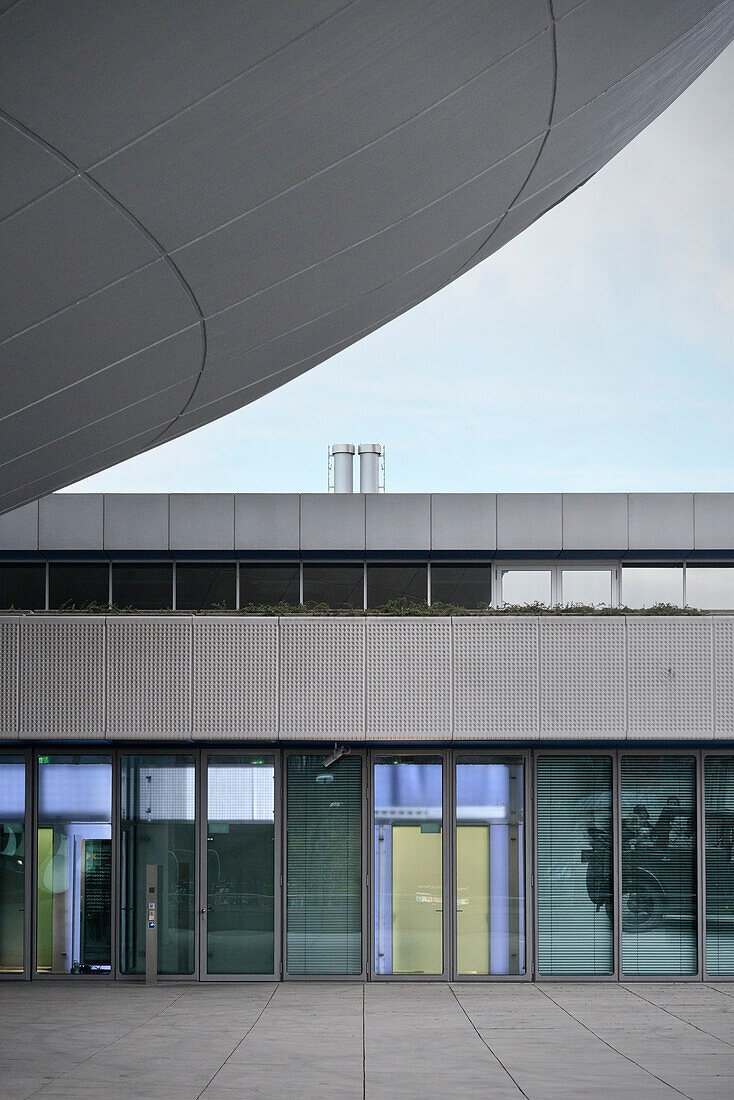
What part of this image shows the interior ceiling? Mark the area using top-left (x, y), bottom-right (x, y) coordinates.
top-left (0, 1), bottom-right (732, 514)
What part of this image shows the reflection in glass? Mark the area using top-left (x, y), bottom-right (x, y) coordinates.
top-left (207, 756), bottom-right (275, 975)
top-left (112, 564), bottom-right (173, 609)
top-left (561, 570), bottom-right (612, 607)
top-left (120, 755), bottom-right (195, 975)
top-left (239, 565), bottom-right (300, 607)
top-left (456, 758), bottom-right (524, 975)
top-left (0, 757), bottom-right (25, 973)
top-left (49, 564), bottom-right (109, 609)
top-left (302, 565), bottom-right (364, 608)
top-left (622, 567), bottom-right (683, 608)
top-left (366, 565), bottom-right (427, 608)
top-left (621, 756), bottom-right (696, 975)
top-left (501, 570), bottom-right (551, 606)
top-left (686, 568), bottom-right (734, 610)
top-left (705, 757), bottom-right (734, 974)
top-left (0, 564), bottom-right (45, 609)
top-left (430, 565), bottom-right (491, 608)
top-left (537, 756), bottom-right (613, 975)
top-left (37, 756), bottom-right (112, 974)
top-left (286, 755), bottom-right (362, 975)
top-left (176, 564), bottom-right (236, 610)
top-left (374, 756), bottom-right (443, 975)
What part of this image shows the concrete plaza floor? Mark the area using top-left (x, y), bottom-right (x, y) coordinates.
top-left (2, 981), bottom-right (734, 1099)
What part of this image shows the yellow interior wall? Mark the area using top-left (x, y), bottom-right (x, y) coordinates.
top-left (392, 826), bottom-right (443, 974)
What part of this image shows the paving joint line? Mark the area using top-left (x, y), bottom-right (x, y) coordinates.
top-left (622, 983), bottom-right (734, 1052)
top-left (534, 985), bottom-right (696, 1099)
top-left (195, 983), bottom-right (279, 1099)
top-left (448, 984), bottom-right (529, 1098)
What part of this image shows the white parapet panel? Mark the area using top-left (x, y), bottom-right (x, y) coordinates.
top-left (540, 618), bottom-right (626, 739)
top-left (627, 618), bottom-right (713, 739)
top-left (19, 618), bottom-right (104, 738)
top-left (0, 620), bottom-right (18, 737)
top-left (2, 614), bottom-right (734, 742)
top-left (193, 618), bottom-right (277, 739)
top-left (280, 618), bottom-right (365, 740)
top-left (366, 618), bottom-right (451, 740)
top-left (107, 617), bottom-right (191, 739)
top-left (453, 618), bottom-right (538, 739)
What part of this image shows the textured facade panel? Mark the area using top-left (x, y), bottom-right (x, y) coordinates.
top-left (107, 619), bottom-right (191, 737)
top-left (193, 618), bottom-right (277, 738)
top-left (19, 619), bottom-right (104, 737)
top-left (627, 618), bottom-right (713, 737)
top-left (540, 618), bottom-right (625, 738)
top-left (713, 618), bottom-right (734, 737)
top-left (454, 618), bottom-right (538, 738)
top-left (281, 619), bottom-right (364, 739)
top-left (366, 618), bottom-right (451, 738)
top-left (0, 620), bottom-right (18, 736)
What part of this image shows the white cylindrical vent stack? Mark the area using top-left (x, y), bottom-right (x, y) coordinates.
top-left (358, 443), bottom-right (381, 493)
top-left (331, 443), bottom-right (355, 493)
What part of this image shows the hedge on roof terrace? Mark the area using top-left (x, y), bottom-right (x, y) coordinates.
top-left (7, 600), bottom-right (704, 616)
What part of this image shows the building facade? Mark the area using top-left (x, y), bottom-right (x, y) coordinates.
top-left (2, 491), bottom-right (734, 983)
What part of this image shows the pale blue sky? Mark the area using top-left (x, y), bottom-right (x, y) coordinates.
top-left (68, 47), bottom-right (733, 497)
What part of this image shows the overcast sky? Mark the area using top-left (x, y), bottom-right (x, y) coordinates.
top-left (67, 46), bottom-right (733, 497)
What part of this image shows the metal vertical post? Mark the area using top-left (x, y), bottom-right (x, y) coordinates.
top-left (145, 865), bottom-right (158, 983)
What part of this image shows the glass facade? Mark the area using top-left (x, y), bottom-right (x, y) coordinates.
top-left (239, 564), bottom-right (300, 607)
top-left (622, 566), bottom-right (683, 608)
top-left (501, 569), bottom-right (552, 606)
top-left (206, 755), bottom-right (276, 975)
top-left (621, 755), bottom-right (696, 975)
top-left (120, 755), bottom-right (195, 975)
top-left (48, 564), bottom-right (109, 609)
top-left (176, 564), bottom-right (236, 610)
top-left (0, 756), bottom-right (25, 973)
top-left (0, 564), bottom-right (45, 609)
top-left (112, 564), bottom-right (173, 610)
top-left (374, 756), bottom-right (443, 975)
top-left (286, 754), bottom-right (362, 975)
top-left (456, 757), bottom-right (524, 975)
top-left (537, 755), bottom-right (613, 975)
top-left (430, 565), bottom-right (491, 608)
top-left (561, 569), bottom-right (612, 607)
top-left (36, 756), bottom-right (112, 974)
top-left (302, 565), bottom-right (364, 609)
top-left (367, 565), bottom-right (427, 608)
top-left (3, 748), bottom-right (734, 982)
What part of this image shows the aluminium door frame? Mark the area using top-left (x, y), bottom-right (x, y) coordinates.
top-left (533, 747), bottom-right (620, 982)
top-left (369, 747), bottom-right (450, 982)
top-left (115, 746), bottom-right (200, 982)
top-left (450, 747), bottom-right (533, 982)
top-left (617, 747), bottom-right (702, 982)
top-left (282, 745), bottom-right (368, 982)
top-left (700, 749), bottom-right (734, 982)
top-left (198, 746), bottom-right (281, 981)
top-left (31, 745), bottom-right (117, 982)
top-left (0, 746), bottom-right (32, 980)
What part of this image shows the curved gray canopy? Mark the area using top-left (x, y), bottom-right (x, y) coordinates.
top-left (1, 0), bottom-right (732, 512)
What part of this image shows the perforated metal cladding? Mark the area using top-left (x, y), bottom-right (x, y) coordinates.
top-left (540, 619), bottom-right (625, 738)
top-left (627, 618), bottom-right (713, 737)
top-left (713, 619), bottom-right (734, 737)
top-left (193, 619), bottom-right (277, 738)
top-left (0, 621), bottom-right (18, 735)
top-left (281, 619), bottom-right (364, 739)
top-left (454, 619), bottom-right (538, 737)
top-left (366, 618), bottom-right (450, 738)
top-left (20, 619), bottom-right (104, 736)
top-left (107, 619), bottom-right (190, 737)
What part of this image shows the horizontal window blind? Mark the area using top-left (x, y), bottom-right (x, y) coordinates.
top-left (537, 755), bottom-right (613, 975)
top-left (621, 755), bottom-right (696, 976)
top-left (286, 754), bottom-right (362, 975)
top-left (705, 757), bottom-right (734, 975)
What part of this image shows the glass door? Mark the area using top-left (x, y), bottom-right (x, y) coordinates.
top-left (201, 753), bottom-right (278, 979)
top-left (454, 755), bottom-right (526, 978)
top-left (373, 754), bottom-right (445, 978)
top-left (0, 755), bottom-right (26, 977)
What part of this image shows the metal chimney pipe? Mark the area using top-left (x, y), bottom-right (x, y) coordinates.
top-left (358, 443), bottom-right (381, 493)
top-left (331, 443), bottom-right (355, 493)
